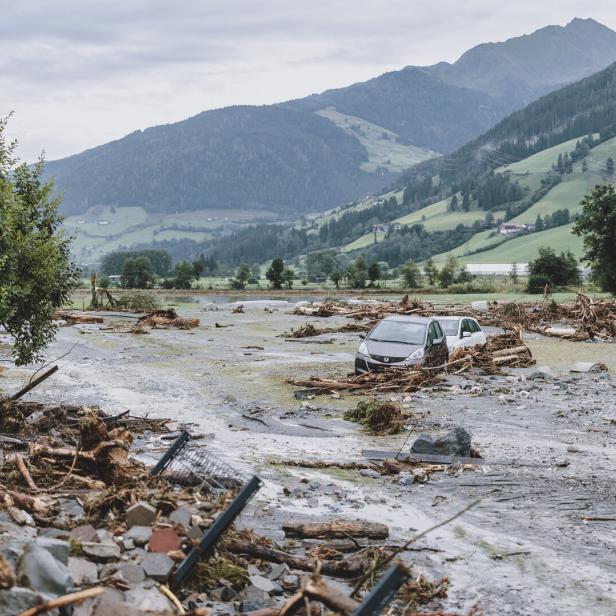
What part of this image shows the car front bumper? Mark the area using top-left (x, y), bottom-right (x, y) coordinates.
top-left (354, 354), bottom-right (422, 374)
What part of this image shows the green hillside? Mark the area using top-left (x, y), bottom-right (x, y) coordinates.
top-left (429, 135), bottom-right (616, 263)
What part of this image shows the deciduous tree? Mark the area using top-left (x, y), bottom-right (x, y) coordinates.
top-left (0, 116), bottom-right (77, 365)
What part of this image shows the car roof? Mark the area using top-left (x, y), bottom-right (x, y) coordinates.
top-left (435, 316), bottom-right (474, 321)
top-left (381, 315), bottom-right (433, 324)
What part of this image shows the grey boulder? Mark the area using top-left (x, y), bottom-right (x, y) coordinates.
top-left (410, 427), bottom-right (471, 457)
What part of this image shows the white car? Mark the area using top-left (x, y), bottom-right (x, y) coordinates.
top-left (436, 317), bottom-right (487, 353)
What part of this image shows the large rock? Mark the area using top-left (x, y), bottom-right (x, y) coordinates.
top-left (124, 526), bottom-right (152, 546)
top-left (17, 544), bottom-right (73, 596)
top-left (410, 427), bottom-right (471, 457)
top-left (69, 557), bottom-right (99, 586)
top-left (0, 587), bottom-right (46, 615)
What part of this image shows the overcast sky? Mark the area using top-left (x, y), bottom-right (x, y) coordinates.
top-left (3, 0), bottom-right (616, 162)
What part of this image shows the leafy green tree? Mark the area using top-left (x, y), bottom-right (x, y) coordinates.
top-left (173, 261), bottom-right (198, 289)
top-left (461, 191), bottom-right (470, 212)
top-left (305, 249), bottom-right (338, 279)
top-left (400, 261), bottom-right (422, 288)
top-left (573, 185), bottom-right (616, 293)
top-left (535, 215), bottom-right (545, 232)
top-left (282, 267), bottom-right (295, 289)
top-left (423, 258), bottom-right (439, 286)
top-left (101, 249), bottom-right (171, 277)
top-left (121, 256), bottom-right (156, 288)
top-left (527, 247), bottom-right (580, 293)
top-left (510, 262), bottom-right (519, 285)
top-left (229, 263), bottom-right (251, 289)
top-left (348, 257), bottom-right (367, 288)
top-left (367, 262), bottom-right (380, 287)
top-left (448, 194), bottom-right (459, 212)
top-left (266, 258), bottom-right (285, 289)
top-left (330, 270), bottom-right (342, 289)
top-left (0, 117), bottom-right (77, 365)
top-left (437, 256), bottom-right (458, 288)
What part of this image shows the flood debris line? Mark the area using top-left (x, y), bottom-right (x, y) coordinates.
top-left (288, 368), bottom-right (438, 395)
top-left (54, 311), bottom-right (104, 325)
top-left (132, 308), bottom-right (200, 333)
top-left (343, 399), bottom-right (408, 435)
top-left (292, 295), bottom-right (476, 322)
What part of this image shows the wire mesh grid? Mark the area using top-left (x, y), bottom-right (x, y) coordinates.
top-left (155, 436), bottom-right (247, 496)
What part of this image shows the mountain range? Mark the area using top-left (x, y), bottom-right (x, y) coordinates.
top-left (45, 17), bottom-right (616, 217)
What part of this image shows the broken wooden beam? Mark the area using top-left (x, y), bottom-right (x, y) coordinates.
top-left (282, 520), bottom-right (389, 540)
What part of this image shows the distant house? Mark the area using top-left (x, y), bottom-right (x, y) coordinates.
top-left (466, 263), bottom-right (529, 276)
top-left (373, 222), bottom-right (401, 233)
top-left (499, 222), bottom-right (528, 236)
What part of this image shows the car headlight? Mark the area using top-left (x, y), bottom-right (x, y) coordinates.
top-left (358, 341), bottom-right (369, 356)
top-left (407, 348), bottom-right (424, 360)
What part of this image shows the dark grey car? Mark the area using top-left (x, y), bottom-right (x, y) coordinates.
top-left (354, 316), bottom-right (449, 375)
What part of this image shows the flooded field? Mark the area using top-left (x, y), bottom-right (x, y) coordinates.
top-left (2, 293), bottom-right (616, 615)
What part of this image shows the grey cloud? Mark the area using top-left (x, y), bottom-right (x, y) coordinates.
top-left (2, 0), bottom-right (616, 160)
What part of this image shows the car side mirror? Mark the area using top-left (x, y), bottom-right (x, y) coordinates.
top-left (359, 333), bottom-right (366, 339)
top-left (462, 331), bottom-right (472, 338)
top-left (433, 337), bottom-right (444, 345)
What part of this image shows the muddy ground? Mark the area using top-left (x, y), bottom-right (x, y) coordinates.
top-left (1, 294), bottom-right (615, 615)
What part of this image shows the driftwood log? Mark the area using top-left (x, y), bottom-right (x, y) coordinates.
top-left (225, 541), bottom-right (367, 578)
top-left (282, 520), bottom-right (389, 540)
top-left (280, 575), bottom-right (360, 615)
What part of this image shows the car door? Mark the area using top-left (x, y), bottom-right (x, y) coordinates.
top-left (433, 321), bottom-right (448, 365)
top-left (471, 319), bottom-right (487, 346)
top-left (425, 323), bottom-right (437, 366)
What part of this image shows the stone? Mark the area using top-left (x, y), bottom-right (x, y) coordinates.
top-left (267, 563), bottom-right (289, 580)
top-left (118, 563), bottom-right (145, 584)
top-left (70, 524), bottom-right (99, 543)
top-left (82, 542), bottom-right (121, 560)
top-left (39, 528), bottom-right (70, 540)
top-left (149, 528), bottom-right (182, 553)
top-left (124, 525), bottom-right (152, 546)
top-left (57, 498), bottom-right (86, 523)
top-left (123, 584), bottom-right (175, 611)
top-left (187, 525), bottom-right (203, 541)
top-left (69, 557), bottom-right (99, 585)
top-left (7, 508), bottom-right (34, 526)
top-left (410, 427), bottom-right (471, 457)
top-left (17, 544), bottom-right (73, 596)
top-left (249, 574), bottom-right (277, 593)
top-left (0, 587), bottom-right (46, 614)
top-left (168, 506), bottom-right (195, 529)
top-left (125, 502), bottom-right (156, 528)
top-left (210, 586), bottom-right (236, 601)
top-left (281, 574), bottom-right (299, 591)
top-left (141, 553), bottom-right (174, 582)
top-left (396, 472), bottom-right (415, 486)
top-left (34, 537), bottom-right (70, 565)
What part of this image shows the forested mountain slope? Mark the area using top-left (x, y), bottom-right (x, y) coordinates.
top-left (47, 18), bottom-right (616, 219)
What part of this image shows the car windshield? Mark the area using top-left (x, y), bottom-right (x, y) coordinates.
top-left (368, 321), bottom-right (427, 345)
top-left (437, 319), bottom-right (460, 336)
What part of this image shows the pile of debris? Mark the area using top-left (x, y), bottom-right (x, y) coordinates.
top-left (131, 309), bottom-right (200, 333)
top-left (284, 322), bottom-right (372, 339)
top-left (449, 330), bottom-right (535, 374)
top-left (0, 374), bottom-right (455, 615)
top-left (484, 293), bottom-right (616, 341)
top-left (289, 331), bottom-right (534, 395)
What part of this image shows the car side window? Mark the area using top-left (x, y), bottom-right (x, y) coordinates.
top-left (461, 319), bottom-right (471, 334)
top-left (434, 322), bottom-right (444, 340)
top-left (471, 320), bottom-right (480, 333)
